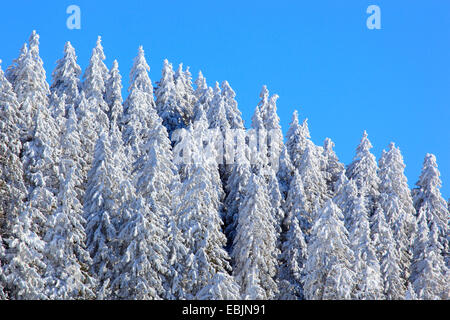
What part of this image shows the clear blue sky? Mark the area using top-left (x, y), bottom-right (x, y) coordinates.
top-left (1, 0), bottom-right (449, 198)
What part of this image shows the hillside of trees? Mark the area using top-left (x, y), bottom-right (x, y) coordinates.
top-left (0, 31), bottom-right (448, 300)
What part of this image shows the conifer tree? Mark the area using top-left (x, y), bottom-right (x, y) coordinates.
top-left (297, 142), bottom-right (329, 237)
top-left (84, 133), bottom-right (120, 298)
top-left (221, 80), bottom-right (244, 130)
top-left (371, 207), bottom-right (405, 299)
top-left (410, 208), bottom-right (448, 300)
top-left (348, 196), bottom-right (384, 300)
top-left (196, 272), bottom-right (241, 300)
top-left (174, 63), bottom-right (195, 125)
top-left (286, 110), bottom-right (310, 170)
top-left (43, 162), bottom-right (95, 299)
top-left (378, 143), bottom-right (417, 282)
top-left (346, 131), bottom-right (380, 215)
top-left (303, 200), bottom-right (355, 300)
top-left (75, 92), bottom-right (98, 186)
top-left (413, 153), bottom-right (448, 262)
top-left (50, 42), bottom-right (81, 109)
top-left (6, 31), bottom-right (50, 141)
top-left (278, 215), bottom-right (307, 299)
top-left (2, 211), bottom-right (47, 300)
top-left (22, 104), bottom-right (61, 238)
top-left (0, 61), bottom-right (27, 236)
top-left (156, 59), bottom-right (185, 135)
top-left (122, 47), bottom-right (157, 161)
top-left (322, 138), bottom-right (345, 196)
top-left (232, 173), bottom-right (279, 300)
top-left (82, 36), bottom-right (109, 135)
top-left (173, 126), bottom-right (230, 298)
top-left (223, 134), bottom-right (251, 249)
top-left (277, 146), bottom-right (295, 201)
top-left (105, 60), bottom-right (123, 125)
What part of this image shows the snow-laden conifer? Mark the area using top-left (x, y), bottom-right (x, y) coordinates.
top-left (371, 206), bottom-right (405, 299)
top-left (346, 131), bottom-right (380, 214)
top-left (196, 272), bottom-right (241, 300)
top-left (286, 110), bottom-right (310, 169)
top-left (348, 196), bottom-right (384, 300)
top-left (409, 208), bottom-right (448, 300)
top-left (82, 36), bottom-right (109, 135)
top-left (413, 153), bottom-right (448, 262)
top-left (232, 173), bottom-right (279, 300)
top-left (43, 162), bottom-right (95, 299)
top-left (50, 42), bottom-right (81, 108)
top-left (105, 60), bottom-right (123, 125)
top-left (6, 31), bottom-right (49, 140)
top-left (303, 199), bottom-right (355, 300)
top-left (322, 138), bottom-right (345, 196)
top-left (0, 61), bottom-right (27, 235)
top-left (378, 143), bottom-right (417, 282)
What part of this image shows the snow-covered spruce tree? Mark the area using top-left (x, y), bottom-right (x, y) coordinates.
top-left (22, 104), bottom-right (61, 238)
top-left (277, 145), bottom-right (295, 202)
top-left (348, 195), bottom-right (384, 300)
top-left (303, 199), bottom-right (355, 300)
top-left (297, 141), bottom-right (329, 238)
top-left (155, 59), bottom-right (186, 136)
top-left (249, 105), bottom-right (268, 173)
top-left (122, 46), bottom-right (157, 162)
top-left (75, 92), bottom-right (98, 185)
top-left (223, 132), bottom-right (251, 250)
top-left (333, 172), bottom-right (358, 231)
top-left (266, 168), bottom-right (285, 241)
top-left (413, 153), bottom-right (449, 264)
top-left (61, 105), bottom-right (85, 203)
top-left (105, 60), bottom-right (123, 125)
top-left (112, 195), bottom-right (170, 300)
top-left (193, 71), bottom-right (211, 117)
top-left (50, 41), bottom-right (81, 109)
top-left (174, 63), bottom-right (195, 126)
top-left (409, 208), bottom-right (448, 300)
top-left (371, 206), bottom-right (405, 299)
top-left (173, 130), bottom-right (231, 299)
top-left (278, 215), bottom-right (307, 300)
top-left (84, 133), bottom-right (121, 299)
top-left (0, 61), bottom-right (27, 236)
top-left (131, 104), bottom-right (180, 298)
top-left (260, 90), bottom-right (283, 172)
top-left (43, 161), bottom-right (95, 300)
top-left (283, 170), bottom-right (308, 232)
top-left (6, 31), bottom-right (49, 141)
top-left (286, 110), bottom-right (310, 170)
top-left (346, 131), bottom-right (380, 215)
top-left (221, 80), bottom-right (244, 130)
top-left (82, 36), bottom-right (109, 135)
top-left (232, 173), bottom-right (279, 300)
top-left (2, 210), bottom-right (47, 300)
top-left (322, 138), bottom-right (345, 196)
top-left (196, 272), bottom-right (241, 300)
top-left (207, 82), bottom-right (231, 180)
top-left (378, 143), bottom-right (417, 282)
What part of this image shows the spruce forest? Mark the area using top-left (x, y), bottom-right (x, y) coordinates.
top-left (0, 31), bottom-right (448, 300)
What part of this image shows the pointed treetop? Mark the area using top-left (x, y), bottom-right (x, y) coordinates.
top-left (260, 85), bottom-right (269, 101)
top-left (355, 130), bottom-right (374, 159)
top-left (213, 81), bottom-right (221, 95)
top-left (323, 137), bottom-right (334, 152)
top-left (28, 30), bottom-right (40, 53)
top-left (195, 71), bottom-right (207, 89)
top-left (221, 80), bottom-right (235, 98)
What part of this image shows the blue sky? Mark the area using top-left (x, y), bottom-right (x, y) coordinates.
top-left (0, 0), bottom-right (449, 198)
